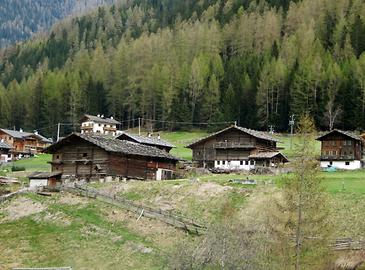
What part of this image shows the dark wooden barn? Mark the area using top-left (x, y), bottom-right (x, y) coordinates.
top-left (187, 125), bottom-right (288, 170)
top-left (316, 129), bottom-right (364, 170)
top-left (44, 133), bottom-right (179, 181)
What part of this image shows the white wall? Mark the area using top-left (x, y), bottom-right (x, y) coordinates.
top-left (320, 160), bottom-right (362, 170)
top-left (29, 179), bottom-right (48, 188)
top-left (0, 154), bottom-right (11, 163)
top-left (214, 160), bottom-right (255, 171)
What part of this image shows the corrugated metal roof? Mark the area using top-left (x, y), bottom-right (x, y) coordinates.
top-left (45, 133), bottom-right (179, 161)
top-left (117, 132), bottom-right (175, 148)
top-left (316, 129), bottom-right (363, 141)
top-left (82, 114), bottom-right (121, 125)
top-left (186, 125), bottom-right (279, 148)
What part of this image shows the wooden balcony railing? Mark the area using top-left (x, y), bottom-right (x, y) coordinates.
top-left (214, 142), bottom-right (256, 149)
top-left (320, 155), bottom-right (355, 160)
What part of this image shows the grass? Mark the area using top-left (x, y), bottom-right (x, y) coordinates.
top-left (2, 154), bottom-right (52, 172)
top-left (0, 193), bottom-right (163, 269)
top-left (274, 133), bottom-right (321, 158)
top-left (159, 130), bottom-right (208, 160)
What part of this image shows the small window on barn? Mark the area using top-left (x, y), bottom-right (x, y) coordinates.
top-left (250, 160), bottom-right (254, 165)
top-left (332, 141), bottom-right (336, 146)
top-left (240, 160), bottom-right (243, 166)
top-left (82, 153), bottom-right (88, 158)
top-left (245, 160), bottom-right (249, 165)
top-left (347, 140), bottom-right (352, 146)
top-left (56, 155), bottom-right (60, 159)
top-left (345, 161), bottom-right (350, 166)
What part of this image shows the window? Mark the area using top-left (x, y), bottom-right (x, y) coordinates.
top-left (347, 140), bottom-right (352, 146)
top-left (222, 161), bottom-right (226, 165)
top-left (82, 153), bottom-right (88, 158)
top-left (98, 124), bottom-right (101, 127)
top-left (245, 160), bottom-right (249, 165)
top-left (250, 160), bottom-right (255, 165)
top-left (240, 160), bottom-right (243, 166)
top-left (332, 141), bottom-right (336, 146)
top-left (329, 161), bottom-right (333, 165)
top-left (345, 161), bottom-right (350, 166)
top-left (56, 155), bottom-right (60, 159)
top-left (217, 161), bottom-right (220, 165)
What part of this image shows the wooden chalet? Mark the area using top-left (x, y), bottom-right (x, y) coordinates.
top-left (0, 129), bottom-right (52, 158)
top-left (316, 129), bottom-right (364, 170)
top-left (187, 125), bottom-right (288, 170)
top-left (80, 114), bottom-right (121, 136)
top-left (116, 132), bottom-right (175, 152)
top-left (44, 133), bottom-right (179, 181)
top-left (0, 140), bottom-right (12, 163)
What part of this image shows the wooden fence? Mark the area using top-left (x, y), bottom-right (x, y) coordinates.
top-left (0, 188), bottom-right (29, 204)
top-left (332, 238), bottom-right (365, 251)
top-left (61, 184), bottom-right (207, 235)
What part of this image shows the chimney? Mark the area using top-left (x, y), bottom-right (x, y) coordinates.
top-left (97, 114), bottom-right (100, 117)
top-left (148, 133), bottom-right (152, 138)
top-left (19, 128), bottom-right (23, 133)
top-left (157, 133), bottom-right (160, 140)
top-left (101, 114), bottom-right (104, 118)
top-left (110, 116), bottom-right (114, 120)
top-left (34, 130), bottom-right (38, 135)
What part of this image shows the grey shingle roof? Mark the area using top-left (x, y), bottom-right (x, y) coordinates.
top-left (117, 132), bottom-right (175, 148)
top-left (186, 125), bottom-right (279, 148)
top-left (45, 133), bottom-right (179, 161)
top-left (82, 114), bottom-right (121, 125)
top-left (0, 129), bottom-right (33, 139)
top-left (249, 151), bottom-right (288, 162)
top-left (0, 140), bottom-right (11, 149)
top-left (316, 129), bottom-right (363, 141)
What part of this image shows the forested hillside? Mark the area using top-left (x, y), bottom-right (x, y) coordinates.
top-left (1, 0), bottom-right (365, 136)
top-left (0, 0), bottom-right (113, 48)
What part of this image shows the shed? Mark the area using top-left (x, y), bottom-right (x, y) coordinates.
top-left (28, 171), bottom-right (62, 188)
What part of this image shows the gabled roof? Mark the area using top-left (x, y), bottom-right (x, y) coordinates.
top-left (249, 151), bottom-right (289, 162)
top-left (0, 129), bottom-right (33, 139)
top-left (0, 140), bottom-right (11, 149)
top-left (44, 133), bottom-right (179, 161)
top-left (316, 129), bottom-right (363, 141)
top-left (81, 114), bottom-right (121, 125)
top-left (186, 125), bottom-right (279, 148)
top-left (117, 132), bottom-right (175, 148)
top-left (33, 133), bottom-right (53, 144)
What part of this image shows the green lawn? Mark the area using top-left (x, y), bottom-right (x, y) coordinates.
top-left (9, 154), bottom-right (51, 172)
top-left (274, 133), bottom-right (321, 158)
top-left (158, 130), bottom-right (208, 160)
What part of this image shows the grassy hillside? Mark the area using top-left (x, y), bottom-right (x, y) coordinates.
top-left (1, 171), bottom-right (365, 268)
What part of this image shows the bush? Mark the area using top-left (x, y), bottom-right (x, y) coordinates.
top-left (11, 166), bottom-right (26, 172)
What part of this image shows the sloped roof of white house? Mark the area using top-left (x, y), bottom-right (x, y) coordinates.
top-left (186, 125), bottom-right (279, 148)
top-left (81, 114), bottom-right (121, 125)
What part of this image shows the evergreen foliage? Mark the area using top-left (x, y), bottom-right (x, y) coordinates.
top-left (1, 0), bottom-right (365, 136)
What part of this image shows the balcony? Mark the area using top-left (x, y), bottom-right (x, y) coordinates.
top-left (104, 126), bottom-right (117, 132)
top-left (214, 141), bottom-right (256, 149)
top-left (81, 125), bottom-right (94, 130)
top-left (320, 155), bottom-right (355, 161)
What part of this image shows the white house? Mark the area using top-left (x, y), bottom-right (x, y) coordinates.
top-left (80, 114), bottom-right (121, 136)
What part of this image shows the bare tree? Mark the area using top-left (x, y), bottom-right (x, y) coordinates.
top-left (324, 98), bottom-right (342, 131)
